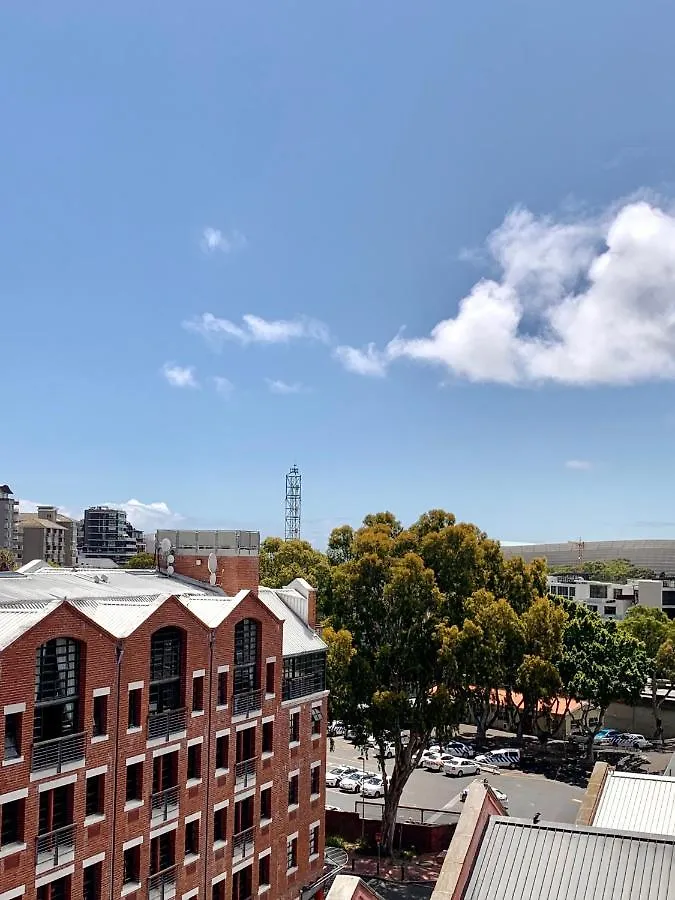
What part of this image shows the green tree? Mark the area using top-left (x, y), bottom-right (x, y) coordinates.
top-left (549, 559), bottom-right (657, 582)
top-left (125, 552), bottom-right (156, 569)
top-left (322, 625), bottom-right (355, 724)
top-left (621, 607), bottom-right (675, 741)
top-left (0, 549), bottom-right (16, 572)
top-left (259, 537), bottom-right (331, 614)
top-left (326, 525), bottom-right (355, 567)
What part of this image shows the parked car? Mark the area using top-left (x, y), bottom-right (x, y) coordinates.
top-left (326, 766), bottom-right (357, 787)
top-left (375, 741), bottom-right (395, 759)
top-left (459, 783), bottom-right (509, 810)
top-left (361, 776), bottom-right (385, 798)
top-left (340, 771), bottom-right (377, 793)
top-left (328, 721), bottom-right (345, 737)
top-left (593, 728), bottom-right (621, 744)
top-left (475, 748), bottom-right (521, 769)
top-left (445, 740), bottom-right (475, 759)
top-left (613, 733), bottom-right (651, 750)
top-left (444, 757), bottom-right (481, 777)
top-left (425, 752), bottom-right (457, 772)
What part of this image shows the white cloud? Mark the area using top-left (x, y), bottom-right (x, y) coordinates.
top-left (104, 499), bottom-right (183, 533)
top-left (200, 227), bottom-right (247, 254)
top-left (184, 312), bottom-right (329, 347)
top-left (213, 376), bottom-right (234, 395)
top-left (336, 199), bottom-right (675, 386)
top-left (333, 343), bottom-right (388, 377)
top-left (565, 459), bottom-right (592, 471)
top-left (265, 378), bottom-right (305, 394)
top-left (161, 363), bottom-right (199, 388)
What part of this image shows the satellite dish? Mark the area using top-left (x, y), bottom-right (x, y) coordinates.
top-left (167, 565), bottom-right (174, 576)
top-left (160, 538), bottom-right (171, 553)
top-left (207, 552), bottom-right (218, 574)
top-left (209, 573), bottom-right (217, 586)
top-left (167, 554), bottom-right (175, 564)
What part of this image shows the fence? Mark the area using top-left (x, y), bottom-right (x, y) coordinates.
top-left (355, 800), bottom-right (460, 826)
top-left (325, 807), bottom-right (456, 855)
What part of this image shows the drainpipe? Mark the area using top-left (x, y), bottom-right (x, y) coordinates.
top-left (202, 630), bottom-right (216, 898)
top-left (109, 641), bottom-right (124, 900)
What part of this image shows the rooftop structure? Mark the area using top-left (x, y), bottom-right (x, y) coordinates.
top-left (79, 506), bottom-right (143, 565)
top-left (0, 483), bottom-right (19, 558)
top-left (548, 574), bottom-right (675, 620)
top-left (503, 539), bottom-right (675, 574)
top-left (587, 769), bottom-right (675, 838)
top-left (17, 505), bottom-right (77, 567)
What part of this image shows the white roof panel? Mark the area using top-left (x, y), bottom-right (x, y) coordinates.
top-left (593, 771), bottom-right (675, 837)
top-left (257, 587), bottom-right (326, 656)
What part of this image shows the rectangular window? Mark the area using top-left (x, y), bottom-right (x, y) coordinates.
top-left (187, 744), bottom-right (202, 781)
top-left (290, 711), bottom-right (300, 744)
top-left (216, 734), bottom-right (229, 771)
top-left (282, 651), bottom-right (327, 701)
top-left (212, 883), bottom-right (226, 900)
top-left (311, 765), bottom-right (320, 796)
top-left (37, 877), bottom-right (71, 900)
top-left (126, 761), bottom-right (143, 802)
top-left (123, 845), bottom-right (141, 884)
top-left (4, 711), bottom-right (22, 760)
top-left (311, 707), bottom-right (322, 736)
top-left (260, 786), bottom-right (272, 822)
top-left (128, 687), bottom-right (142, 729)
top-left (604, 606), bottom-right (617, 616)
top-left (309, 824), bottom-right (319, 856)
top-left (86, 773), bottom-right (105, 817)
top-left (589, 584), bottom-right (608, 600)
top-left (265, 661), bottom-right (275, 695)
top-left (288, 774), bottom-right (299, 807)
top-left (192, 675), bottom-right (204, 713)
top-left (262, 720), bottom-right (274, 754)
top-left (93, 695), bottom-right (108, 737)
top-left (185, 819), bottom-right (199, 857)
top-left (259, 854), bottom-right (271, 889)
top-left (0, 798), bottom-right (24, 846)
top-left (286, 836), bottom-right (297, 871)
top-left (83, 861), bottom-right (102, 900)
top-left (217, 671), bottom-right (228, 706)
top-left (150, 831), bottom-right (175, 875)
top-left (214, 806), bottom-right (227, 843)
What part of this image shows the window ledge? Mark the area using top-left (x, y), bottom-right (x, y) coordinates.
top-left (261, 751), bottom-right (273, 761)
top-left (287, 867), bottom-right (298, 877)
top-left (288, 803), bottom-right (299, 813)
top-left (213, 839), bottom-right (228, 851)
top-left (310, 793), bottom-right (320, 802)
top-left (265, 693), bottom-right (275, 700)
top-left (126, 726), bottom-right (142, 736)
top-left (91, 734), bottom-right (109, 744)
top-left (259, 886), bottom-right (270, 895)
top-left (2, 755), bottom-right (24, 767)
top-left (216, 704), bottom-right (228, 712)
top-left (84, 813), bottom-right (106, 827)
top-left (124, 799), bottom-right (144, 812)
top-left (121, 881), bottom-right (142, 897)
top-left (260, 817), bottom-right (272, 829)
top-left (184, 853), bottom-right (200, 866)
top-left (0, 841), bottom-right (26, 859)
top-left (309, 853), bottom-right (320, 863)
top-left (289, 741), bottom-right (300, 749)
top-left (186, 778), bottom-right (202, 789)
top-left (312, 733), bottom-right (321, 741)
top-left (215, 768), bottom-right (229, 778)
top-left (191, 709), bottom-right (205, 718)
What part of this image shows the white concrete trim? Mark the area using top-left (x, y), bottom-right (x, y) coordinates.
top-left (83, 851), bottom-right (105, 868)
top-left (288, 706), bottom-right (301, 716)
top-left (123, 835), bottom-right (144, 851)
top-left (192, 669), bottom-right (206, 679)
top-left (184, 810), bottom-right (201, 824)
top-left (3, 702), bottom-right (25, 715)
top-left (311, 699), bottom-right (323, 709)
top-left (187, 736), bottom-right (204, 747)
top-left (126, 726), bottom-right (142, 736)
top-left (289, 769), bottom-right (300, 778)
top-left (86, 764), bottom-right (108, 778)
top-left (186, 777), bottom-right (202, 789)
top-left (126, 753), bottom-right (145, 766)
top-left (91, 734), bottom-right (108, 744)
top-left (124, 799), bottom-right (143, 813)
top-left (38, 772), bottom-right (77, 793)
top-left (182, 890), bottom-right (199, 900)
top-left (258, 846), bottom-right (272, 860)
top-left (234, 786), bottom-right (255, 802)
top-left (84, 813), bottom-right (105, 827)
top-left (281, 689), bottom-right (329, 708)
top-left (217, 664), bottom-right (229, 674)
top-left (0, 841), bottom-right (26, 859)
top-left (259, 887), bottom-right (270, 896)
top-left (260, 781), bottom-right (273, 791)
top-left (93, 686), bottom-right (110, 697)
top-left (265, 656), bottom-right (276, 664)
top-left (212, 871), bottom-right (227, 886)
top-left (1, 756), bottom-right (24, 768)
top-left (35, 865), bottom-right (75, 889)
top-left (153, 742), bottom-right (181, 758)
top-left (191, 709), bottom-right (205, 718)
top-left (0, 885), bottom-right (25, 900)
top-left (310, 819), bottom-right (321, 830)
top-left (30, 759), bottom-right (83, 782)
top-left (213, 798), bottom-right (230, 812)
top-left (0, 786), bottom-right (27, 805)
top-left (286, 866), bottom-right (298, 876)
top-left (150, 820), bottom-right (178, 840)
top-left (310, 761), bottom-right (321, 770)
top-left (262, 714), bottom-right (275, 724)
top-left (232, 857), bottom-right (255, 875)
top-left (287, 830), bottom-right (299, 841)
top-left (215, 727), bottom-right (230, 738)
top-left (235, 720), bottom-right (256, 733)
top-left (128, 680), bottom-right (144, 691)
top-left (309, 852), bottom-right (320, 862)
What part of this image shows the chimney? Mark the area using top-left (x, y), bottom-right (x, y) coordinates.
top-left (156, 529), bottom-right (260, 595)
top-left (285, 578), bottom-right (318, 629)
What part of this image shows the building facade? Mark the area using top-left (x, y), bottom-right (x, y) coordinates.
top-left (0, 532), bottom-right (327, 900)
top-left (0, 483), bottom-right (19, 558)
top-left (79, 508), bottom-right (144, 566)
top-left (503, 539), bottom-right (675, 574)
top-left (18, 507), bottom-right (77, 568)
top-left (548, 574), bottom-right (675, 619)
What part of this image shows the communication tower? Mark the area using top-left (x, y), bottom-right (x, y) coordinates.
top-left (285, 465), bottom-right (302, 540)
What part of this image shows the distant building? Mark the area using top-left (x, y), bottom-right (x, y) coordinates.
top-left (79, 505), bottom-right (143, 565)
top-left (17, 505), bottom-right (77, 566)
top-left (0, 484), bottom-right (19, 557)
top-left (503, 539), bottom-right (675, 574)
top-left (548, 573), bottom-right (675, 620)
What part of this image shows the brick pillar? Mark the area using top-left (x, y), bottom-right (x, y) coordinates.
top-left (171, 554), bottom-right (260, 594)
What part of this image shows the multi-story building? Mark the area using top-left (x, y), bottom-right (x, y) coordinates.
top-left (79, 507), bottom-right (142, 566)
top-left (0, 529), bottom-right (328, 900)
top-left (0, 483), bottom-right (19, 558)
top-left (17, 507), bottom-right (78, 567)
top-left (504, 539), bottom-right (675, 574)
top-left (548, 573), bottom-right (675, 620)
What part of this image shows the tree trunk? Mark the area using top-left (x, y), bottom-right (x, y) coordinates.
top-left (381, 736), bottom-right (424, 857)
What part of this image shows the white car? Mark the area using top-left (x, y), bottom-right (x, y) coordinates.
top-left (424, 752), bottom-right (456, 772)
top-left (446, 741), bottom-right (475, 759)
top-left (418, 749), bottom-right (441, 769)
top-left (340, 771), bottom-right (377, 793)
top-left (475, 748), bottom-right (521, 769)
top-left (444, 757), bottom-right (481, 777)
top-left (614, 733), bottom-right (651, 750)
top-left (361, 776), bottom-right (385, 798)
top-left (326, 766), bottom-right (357, 787)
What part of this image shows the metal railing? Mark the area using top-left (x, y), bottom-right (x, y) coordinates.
top-left (235, 757), bottom-right (257, 790)
top-left (282, 673), bottom-right (325, 701)
top-left (36, 823), bottom-right (76, 868)
top-left (232, 689), bottom-right (263, 717)
top-left (232, 826), bottom-right (255, 861)
top-left (150, 785), bottom-right (180, 822)
top-left (147, 708), bottom-right (186, 742)
top-left (148, 864), bottom-right (177, 900)
top-left (31, 731), bottom-right (85, 773)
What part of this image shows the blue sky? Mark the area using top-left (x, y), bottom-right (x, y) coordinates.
top-left (4, 1), bottom-right (675, 547)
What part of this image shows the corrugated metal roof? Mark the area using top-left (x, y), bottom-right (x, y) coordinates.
top-left (592, 771), bottom-right (675, 837)
top-left (179, 592), bottom-right (246, 628)
top-left (463, 818), bottom-right (675, 900)
top-left (258, 587), bottom-right (327, 656)
top-left (0, 601), bottom-right (61, 649)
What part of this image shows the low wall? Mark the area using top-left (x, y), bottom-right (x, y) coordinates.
top-left (326, 809), bottom-right (455, 854)
top-left (603, 701), bottom-right (674, 738)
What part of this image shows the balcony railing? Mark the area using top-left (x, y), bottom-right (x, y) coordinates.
top-left (282, 673), bottom-right (325, 702)
top-left (232, 826), bottom-right (255, 861)
top-left (151, 785), bottom-right (179, 823)
top-left (232, 689), bottom-right (263, 717)
top-left (235, 757), bottom-right (257, 790)
top-left (31, 731), bottom-right (85, 773)
top-left (147, 708), bottom-right (186, 742)
top-left (148, 864), bottom-right (177, 900)
top-left (36, 823), bottom-right (76, 869)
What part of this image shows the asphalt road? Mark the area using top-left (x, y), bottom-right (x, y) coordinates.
top-left (326, 737), bottom-right (586, 825)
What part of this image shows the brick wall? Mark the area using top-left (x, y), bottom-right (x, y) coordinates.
top-left (171, 554), bottom-right (260, 595)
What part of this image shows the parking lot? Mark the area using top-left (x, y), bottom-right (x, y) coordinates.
top-left (326, 737), bottom-right (587, 824)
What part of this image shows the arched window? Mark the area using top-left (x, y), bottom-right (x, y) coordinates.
top-left (149, 627), bottom-right (183, 714)
top-left (34, 637), bottom-right (81, 743)
top-left (233, 618), bottom-right (260, 696)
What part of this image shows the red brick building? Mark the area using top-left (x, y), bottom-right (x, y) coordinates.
top-left (0, 531), bottom-right (328, 900)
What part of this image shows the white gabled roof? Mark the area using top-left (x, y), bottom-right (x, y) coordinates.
top-left (257, 586), bottom-right (326, 656)
top-left (592, 770), bottom-right (675, 837)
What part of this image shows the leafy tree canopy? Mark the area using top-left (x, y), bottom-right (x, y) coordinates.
top-left (0, 549), bottom-right (16, 572)
top-left (125, 552), bottom-right (156, 569)
top-left (259, 537), bottom-right (331, 612)
top-left (549, 558), bottom-right (657, 582)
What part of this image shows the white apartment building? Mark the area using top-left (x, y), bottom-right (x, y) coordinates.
top-left (548, 574), bottom-right (675, 620)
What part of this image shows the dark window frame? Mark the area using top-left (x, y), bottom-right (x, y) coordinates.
top-left (34, 637), bottom-right (81, 743)
top-left (85, 772), bottom-right (104, 818)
